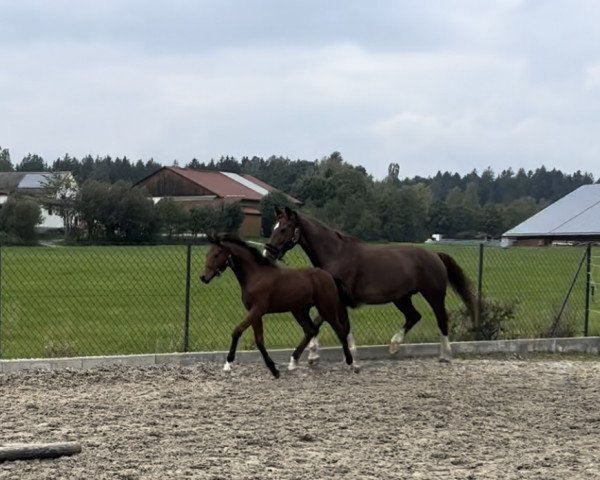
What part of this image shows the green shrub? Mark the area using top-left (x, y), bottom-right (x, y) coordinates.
top-left (539, 302), bottom-right (579, 338)
top-left (450, 296), bottom-right (517, 341)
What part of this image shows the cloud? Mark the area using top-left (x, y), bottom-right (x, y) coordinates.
top-left (1, 0), bottom-right (600, 180)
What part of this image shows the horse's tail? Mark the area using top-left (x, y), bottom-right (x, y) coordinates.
top-left (437, 252), bottom-right (479, 329)
top-left (333, 276), bottom-right (360, 309)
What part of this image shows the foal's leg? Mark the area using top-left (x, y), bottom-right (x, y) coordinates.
top-left (317, 301), bottom-right (357, 372)
top-left (251, 317), bottom-right (280, 378)
top-left (224, 314), bottom-right (254, 372)
top-left (307, 314), bottom-right (325, 365)
top-left (308, 307), bottom-right (355, 365)
top-left (389, 296), bottom-right (422, 355)
top-left (288, 309), bottom-right (319, 371)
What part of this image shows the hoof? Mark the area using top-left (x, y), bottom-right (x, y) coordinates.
top-left (438, 356), bottom-right (453, 364)
top-left (307, 356), bottom-right (320, 367)
top-left (351, 363), bottom-right (361, 373)
top-left (272, 369), bottom-right (281, 379)
top-left (389, 342), bottom-right (400, 355)
top-left (223, 362), bottom-right (232, 372)
top-left (288, 358), bottom-right (299, 371)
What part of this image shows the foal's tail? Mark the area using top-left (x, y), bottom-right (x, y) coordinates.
top-left (437, 252), bottom-right (479, 329)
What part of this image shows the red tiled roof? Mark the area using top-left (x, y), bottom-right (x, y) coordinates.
top-left (168, 167), bottom-right (300, 203)
top-left (169, 167), bottom-right (263, 201)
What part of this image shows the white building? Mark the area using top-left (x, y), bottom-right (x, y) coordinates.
top-left (0, 171), bottom-right (77, 232)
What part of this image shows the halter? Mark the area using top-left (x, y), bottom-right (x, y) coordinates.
top-left (265, 226), bottom-right (301, 259)
top-left (215, 253), bottom-right (234, 276)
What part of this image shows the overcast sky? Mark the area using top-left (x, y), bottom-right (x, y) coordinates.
top-left (1, 0), bottom-right (599, 180)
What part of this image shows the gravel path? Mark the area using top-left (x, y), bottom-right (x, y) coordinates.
top-left (1, 358), bottom-right (600, 479)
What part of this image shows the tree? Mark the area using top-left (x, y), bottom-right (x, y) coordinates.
top-left (0, 195), bottom-right (42, 243)
top-left (41, 173), bottom-right (78, 238)
top-left (481, 203), bottom-right (504, 238)
top-left (112, 184), bottom-right (160, 242)
top-left (329, 166), bottom-right (371, 204)
top-left (502, 197), bottom-right (544, 232)
top-left (428, 200), bottom-right (452, 236)
top-left (74, 180), bottom-right (110, 240)
top-left (0, 146), bottom-right (14, 172)
top-left (259, 192), bottom-right (295, 237)
top-left (186, 158), bottom-right (202, 170)
top-left (156, 198), bottom-right (189, 238)
top-left (17, 153), bottom-right (47, 172)
top-left (372, 182), bottom-right (432, 242)
top-left (292, 176), bottom-right (332, 208)
top-left (189, 206), bottom-right (221, 236)
top-left (219, 202), bottom-right (244, 233)
top-left (75, 181), bottom-right (159, 242)
top-left (386, 162), bottom-right (400, 184)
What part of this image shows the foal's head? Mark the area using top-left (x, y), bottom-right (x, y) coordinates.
top-left (264, 206), bottom-right (301, 261)
top-left (201, 234), bottom-right (277, 283)
top-left (200, 237), bottom-right (232, 284)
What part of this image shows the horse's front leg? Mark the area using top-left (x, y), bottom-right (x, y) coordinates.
top-left (251, 317), bottom-right (279, 378)
top-left (224, 314), bottom-right (254, 372)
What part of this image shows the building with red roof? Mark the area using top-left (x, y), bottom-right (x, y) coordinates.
top-left (134, 166), bottom-right (300, 237)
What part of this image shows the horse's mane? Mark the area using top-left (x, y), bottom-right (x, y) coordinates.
top-left (300, 213), bottom-right (361, 243)
top-left (219, 234), bottom-right (278, 267)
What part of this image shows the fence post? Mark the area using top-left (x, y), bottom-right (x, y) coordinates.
top-left (183, 244), bottom-right (192, 352)
top-left (477, 243), bottom-right (484, 327)
top-left (584, 243), bottom-right (592, 337)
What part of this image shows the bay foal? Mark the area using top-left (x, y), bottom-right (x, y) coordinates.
top-left (201, 235), bottom-right (356, 378)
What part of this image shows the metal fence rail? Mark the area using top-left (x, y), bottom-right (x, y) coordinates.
top-left (0, 243), bottom-right (596, 360)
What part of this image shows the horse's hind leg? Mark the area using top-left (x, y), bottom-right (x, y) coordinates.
top-left (288, 309), bottom-right (319, 371)
top-left (389, 295), bottom-right (422, 355)
top-left (423, 291), bottom-right (453, 362)
top-left (251, 317), bottom-right (280, 378)
top-left (339, 306), bottom-right (356, 353)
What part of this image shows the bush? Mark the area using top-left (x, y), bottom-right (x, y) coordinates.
top-left (539, 302), bottom-right (579, 338)
top-left (0, 195), bottom-right (42, 243)
top-left (450, 296), bottom-right (517, 341)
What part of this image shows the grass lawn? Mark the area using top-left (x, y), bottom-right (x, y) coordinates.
top-left (0, 243), bottom-right (597, 359)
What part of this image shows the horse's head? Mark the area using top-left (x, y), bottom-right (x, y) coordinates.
top-left (201, 235), bottom-right (232, 284)
top-left (264, 206), bottom-right (301, 261)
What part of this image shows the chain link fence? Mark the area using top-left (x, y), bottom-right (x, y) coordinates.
top-left (0, 242), bottom-right (597, 360)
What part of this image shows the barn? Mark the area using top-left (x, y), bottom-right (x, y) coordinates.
top-left (134, 166), bottom-right (300, 237)
top-left (502, 184), bottom-right (600, 246)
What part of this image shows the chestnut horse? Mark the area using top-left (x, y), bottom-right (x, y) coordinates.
top-left (201, 234), bottom-right (356, 377)
top-left (265, 207), bottom-right (478, 362)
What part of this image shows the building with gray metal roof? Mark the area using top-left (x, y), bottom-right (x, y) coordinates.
top-left (502, 184), bottom-right (600, 244)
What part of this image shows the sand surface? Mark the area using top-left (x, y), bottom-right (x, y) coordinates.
top-left (2, 358), bottom-right (600, 479)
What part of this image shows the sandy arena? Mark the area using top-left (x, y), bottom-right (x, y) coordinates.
top-left (1, 357), bottom-right (600, 479)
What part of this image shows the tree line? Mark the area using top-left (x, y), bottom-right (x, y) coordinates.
top-left (0, 146), bottom-right (595, 244)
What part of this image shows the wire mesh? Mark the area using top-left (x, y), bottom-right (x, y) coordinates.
top-left (0, 242), bottom-right (595, 359)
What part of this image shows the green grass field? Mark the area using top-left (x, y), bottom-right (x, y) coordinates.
top-left (0, 243), bottom-right (598, 359)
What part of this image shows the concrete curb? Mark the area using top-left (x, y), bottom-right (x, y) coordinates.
top-left (1, 337), bottom-right (599, 374)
